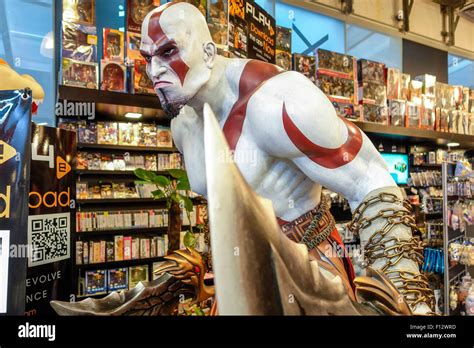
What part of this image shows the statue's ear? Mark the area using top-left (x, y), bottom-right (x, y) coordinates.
top-left (203, 41), bottom-right (217, 69)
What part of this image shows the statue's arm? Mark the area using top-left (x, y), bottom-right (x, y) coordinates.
top-left (248, 73), bottom-right (433, 314)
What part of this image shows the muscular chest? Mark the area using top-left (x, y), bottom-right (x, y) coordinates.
top-left (175, 117), bottom-right (269, 197)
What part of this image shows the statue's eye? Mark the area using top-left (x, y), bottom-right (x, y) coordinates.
top-left (163, 48), bottom-right (176, 58)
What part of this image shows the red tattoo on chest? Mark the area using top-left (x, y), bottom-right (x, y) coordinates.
top-left (147, 4), bottom-right (189, 85)
top-left (282, 103), bottom-right (363, 169)
top-left (223, 60), bottom-right (280, 151)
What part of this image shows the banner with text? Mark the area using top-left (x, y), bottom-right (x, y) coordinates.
top-left (0, 89), bottom-right (32, 315)
top-left (25, 124), bottom-right (76, 316)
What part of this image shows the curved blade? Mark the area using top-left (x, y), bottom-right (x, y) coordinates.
top-left (50, 273), bottom-right (191, 316)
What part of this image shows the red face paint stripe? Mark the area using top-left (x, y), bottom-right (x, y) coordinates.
top-left (147, 3), bottom-right (189, 86)
top-left (282, 103), bottom-right (363, 169)
top-left (223, 60), bottom-right (280, 151)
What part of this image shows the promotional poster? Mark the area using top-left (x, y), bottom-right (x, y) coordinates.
top-left (245, 0), bottom-right (275, 63)
top-left (25, 125), bottom-right (76, 316)
top-left (228, 0), bottom-right (248, 58)
top-left (0, 90), bottom-right (32, 315)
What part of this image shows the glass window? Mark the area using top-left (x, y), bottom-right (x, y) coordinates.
top-left (255, 0), bottom-right (275, 17)
top-left (345, 24), bottom-right (402, 69)
top-left (275, 1), bottom-right (345, 55)
top-left (0, 0), bottom-right (55, 126)
top-left (448, 54), bottom-right (474, 88)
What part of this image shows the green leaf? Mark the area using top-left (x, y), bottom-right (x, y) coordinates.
top-left (176, 177), bottom-right (190, 190)
top-left (177, 194), bottom-right (193, 212)
top-left (167, 169), bottom-right (187, 179)
top-left (153, 175), bottom-right (171, 187)
top-left (151, 189), bottom-right (166, 200)
top-left (134, 168), bottom-right (154, 182)
top-left (183, 231), bottom-right (196, 248)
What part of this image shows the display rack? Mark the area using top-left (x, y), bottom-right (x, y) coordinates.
top-left (56, 86), bottom-right (209, 299)
top-left (442, 161), bottom-right (471, 316)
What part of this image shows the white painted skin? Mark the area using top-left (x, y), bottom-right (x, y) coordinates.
top-left (141, 3), bottom-right (431, 314)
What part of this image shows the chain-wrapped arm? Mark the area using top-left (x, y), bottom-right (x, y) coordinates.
top-left (347, 186), bottom-right (434, 314)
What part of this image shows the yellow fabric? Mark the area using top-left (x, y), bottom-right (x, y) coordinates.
top-left (0, 59), bottom-right (45, 99)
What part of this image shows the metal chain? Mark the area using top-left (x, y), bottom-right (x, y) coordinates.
top-left (300, 195), bottom-right (334, 250)
top-left (348, 192), bottom-right (435, 311)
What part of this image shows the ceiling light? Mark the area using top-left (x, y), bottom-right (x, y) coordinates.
top-left (125, 112), bottom-right (142, 119)
top-left (447, 142), bottom-right (460, 147)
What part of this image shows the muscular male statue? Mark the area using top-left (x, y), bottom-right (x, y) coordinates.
top-left (140, 2), bottom-right (433, 314)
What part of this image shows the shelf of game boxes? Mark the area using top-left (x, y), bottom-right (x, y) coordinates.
top-left (352, 121), bottom-right (474, 148)
top-left (76, 196), bottom-right (206, 206)
top-left (59, 85), bottom-right (161, 110)
top-left (77, 143), bottom-right (179, 153)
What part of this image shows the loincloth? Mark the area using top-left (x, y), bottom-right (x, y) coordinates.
top-left (280, 196), bottom-right (356, 297)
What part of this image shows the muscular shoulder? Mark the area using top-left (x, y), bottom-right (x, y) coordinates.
top-left (244, 71), bottom-right (347, 154)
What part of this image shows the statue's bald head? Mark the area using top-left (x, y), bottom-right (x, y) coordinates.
top-left (140, 2), bottom-right (217, 118)
top-left (141, 2), bottom-right (212, 47)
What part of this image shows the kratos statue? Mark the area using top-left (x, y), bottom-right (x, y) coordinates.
top-left (139, 2), bottom-right (434, 314)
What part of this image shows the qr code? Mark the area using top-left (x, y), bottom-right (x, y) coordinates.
top-left (28, 213), bottom-right (70, 267)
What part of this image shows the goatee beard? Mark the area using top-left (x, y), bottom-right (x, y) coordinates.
top-left (157, 89), bottom-right (188, 119)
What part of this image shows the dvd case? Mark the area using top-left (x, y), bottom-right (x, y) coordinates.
top-left (389, 100), bottom-right (406, 127)
top-left (78, 122), bottom-right (97, 144)
top-left (358, 59), bottom-right (385, 85)
top-left (275, 26), bottom-right (292, 71)
top-left (208, 0), bottom-right (228, 48)
top-left (400, 73), bottom-right (411, 101)
top-left (101, 60), bottom-right (127, 92)
top-left (127, 0), bottom-right (159, 33)
top-left (293, 54), bottom-right (316, 83)
top-left (316, 48), bottom-right (355, 79)
top-left (108, 268), bottom-right (129, 291)
top-left (131, 59), bottom-right (155, 95)
top-left (386, 68), bottom-right (400, 101)
top-left (62, 0), bottom-right (96, 26)
top-left (415, 74), bottom-right (436, 98)
top-left (358, 82), bottom-right (387, 106)
top-left (62, 21), bottom-right (98, 62)
top-left (103, 28), bottom-right (125, 62)
top-left (129, 265), bottom-right (149, 288)
top-left (157, 127), bottom-right (173, 148)
top-left (85, 269), bottom-right (107, 295)
top-left (318, 73), bottom-right (355, 102)
top-left (126, 32), bottom-right (142, 62)
top-left (406, 102), bottom-right (421, 128)
top-left (97, 122), bottom-right (119, 145)
top-left (62, 58), bottom-right (99, 89)
top-left (361, 103), bottom-right (388, 125)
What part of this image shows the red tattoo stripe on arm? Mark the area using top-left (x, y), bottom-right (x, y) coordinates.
top-left (282, 103), bottom-right (363, 169)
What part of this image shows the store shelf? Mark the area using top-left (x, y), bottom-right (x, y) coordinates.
top-left (77, 197), bottom-right (206, 206)
top-left (58, 85), bottom-right (166, 121)
top-left (411, 164), bottom-right (442, 169)
top-left (77, 143), bottom-right (178, 153)
top-left (75, 169), bottom-right (169, 176)
top-left (75, 225), bottom-right (193, 237)
top-left (59, 85), bottom-right (161, 109)
top-left (76, 256), bottom-right (166, 270)
top-left (77, 198), bottom-right (158, 205)
top-left (353, 121), bottom-right (474, 148)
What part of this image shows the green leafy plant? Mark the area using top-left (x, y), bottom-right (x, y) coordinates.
top-left (134, 168), bottom-right (197, 248)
